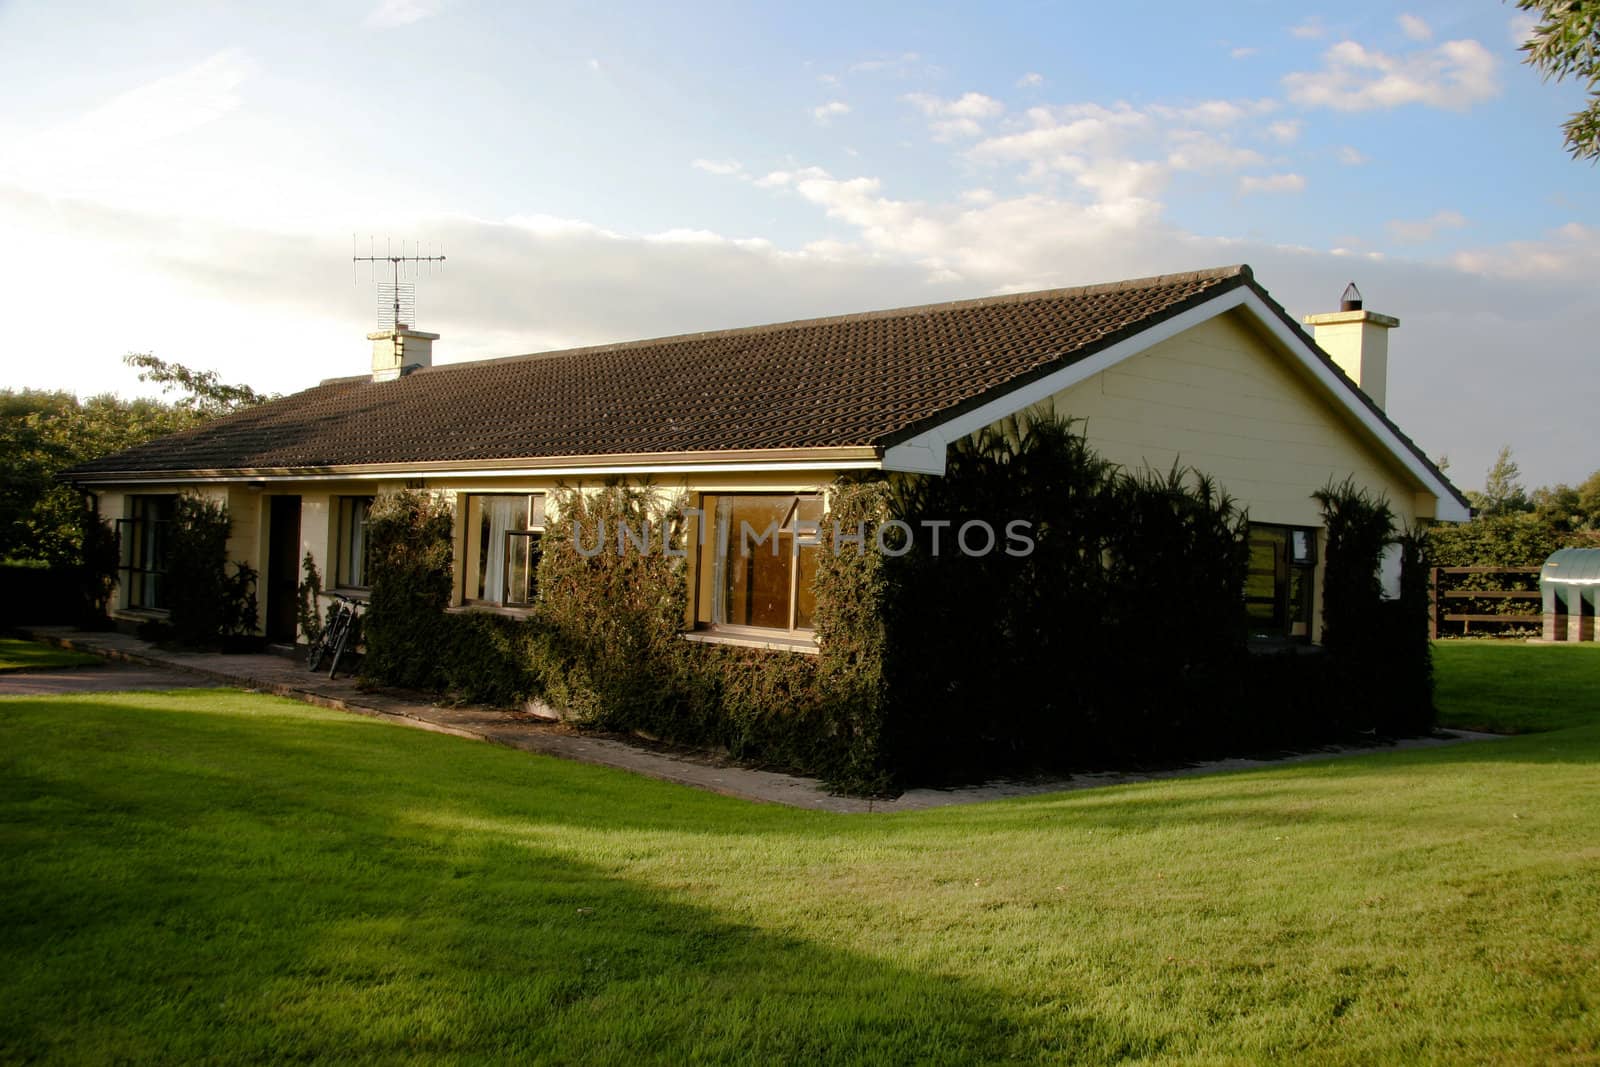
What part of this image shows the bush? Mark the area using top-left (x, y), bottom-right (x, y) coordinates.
top-left (296, 552), bottom-right (324, 648)
top-left (162, 495), bottom-right (258, 648)
top-left (360, 490), bottom-right (454, 691)
top-left (356, 419), bottom-right (1436, 793)
top-left (880, 414), bottom-right (1253, 782)
top-left (1313, 478), bottom-right (1434, 736)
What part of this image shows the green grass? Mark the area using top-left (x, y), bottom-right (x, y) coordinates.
top-left (0, 637), bottom-right (102, 673)
top-left (2, 647), bottom-right (1598, 1063)
top-left (1434, 640), bottom-right (1600, 733)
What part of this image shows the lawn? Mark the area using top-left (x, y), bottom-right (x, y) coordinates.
top-left (0, 637), bottom-right (101, 673)
top-left (1434, 640), bottom-right (1600, 733)
top-left (1, 646), bottom-right (1597, 1063)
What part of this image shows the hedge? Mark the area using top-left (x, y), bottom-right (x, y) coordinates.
top-left (359, 416), bottom-right (1437, 793)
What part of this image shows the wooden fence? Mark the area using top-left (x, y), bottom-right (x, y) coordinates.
top-left (1428, 566), bottom-right (1542, 638)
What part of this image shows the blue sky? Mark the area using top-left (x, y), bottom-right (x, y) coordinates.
top-left (1, 0), bottom-right (1595, 488)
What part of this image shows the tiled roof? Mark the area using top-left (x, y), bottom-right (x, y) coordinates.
top-left (68, 266), bottom-right (1252, 477)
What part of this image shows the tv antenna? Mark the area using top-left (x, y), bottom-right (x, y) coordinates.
top-left (353, 236), bottom-right (446, 329)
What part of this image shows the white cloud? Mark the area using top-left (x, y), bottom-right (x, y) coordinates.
top-left (903, 91), bottom-right (1005, 140)
top-left (1285, 37), bottom-right (1500, 111)
top-left (1267, 119), bottom-right (1302, 143)
top-left (1290, 17), bottom-right (1326, 39)
top-left (691, 158), bottom-right (744, 177)
top-left (970, 102), bottom-right (1151, 177)
top-left (812, 100), bottom-right (851, 124)
top-left (756, 166), bottom-right (830, 188)
top-left (1239, 172), bottom-right (1306, 194)
top-left (1150, 98), bottom-right (1275, 126)
top-left (1451, 222), bottom-right (1600, 278)
top-left (1398, 14), bottom-right (1432, 42)
top-left (1017, 72), bottom-right (1045, 88)
top-left (364, 0), bottom-right (444, 28)
top-left (2, 49), bottom-right (258, 206)
top-left (1337, 145), bottom-right (1369, 165)
top-left (1230, 46), bottom-right (1259, 60)
top-left (1507, 11), bottom-right (1538, 47)
top-left (1387, 210), bottom-right (1468, 243)
top-left (1167, 131), bottom-right (1265, 172)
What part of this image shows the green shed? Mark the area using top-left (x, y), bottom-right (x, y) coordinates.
top-left (1540, 548), bottom-right (1600, 643)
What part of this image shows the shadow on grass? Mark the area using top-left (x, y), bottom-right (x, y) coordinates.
top-left (0, 693), bottom-right (1160, 1064)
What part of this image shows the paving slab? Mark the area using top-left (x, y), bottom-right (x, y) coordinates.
top-left (19, 626), bottom-right (1507, 813)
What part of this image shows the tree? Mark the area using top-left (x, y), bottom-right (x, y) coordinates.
top-left (0, 390), bottom-right (202, 567)
top-left (2, 357), bottom-right (272, 570)
top-left (123, 352), bottom-right (275, 417)
top-left (1516, 0), bottom-right (1600, 161)
top-left (1469, 445), bottom-right (1533, 516)
top-left (1532, 468), bottom-right (1600, 530)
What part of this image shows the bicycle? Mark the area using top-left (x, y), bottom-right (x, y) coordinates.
top-left (307, 594), bottom-right (362, 679)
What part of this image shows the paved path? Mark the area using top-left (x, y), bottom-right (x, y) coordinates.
top-left (16, 627), bottom-right (1505, 813)
top-left (0, 663), bottom-right (216, 695)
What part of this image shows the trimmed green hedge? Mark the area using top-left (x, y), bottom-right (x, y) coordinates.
top-left (359, 418), bottom-right (1436, 793)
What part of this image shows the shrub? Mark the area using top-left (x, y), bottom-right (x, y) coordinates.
top-left (356, 421), bottom-right (1434, 793)
top-left (296, 552), bottom-right (324, 648)
top-left (1313, 477), bottom-right (1434, 736)
top-left (360, 490), bottom-right (454, 690)
top-left (76, 511), bottom-right (120, 624)
top-left (880, 413), bottom-right (1253, 782)
top-left (163, 495), bottom-right (258, 648)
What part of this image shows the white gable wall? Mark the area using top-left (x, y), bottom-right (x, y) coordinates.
top-left (1044, 308), bottom-right (1423, 530)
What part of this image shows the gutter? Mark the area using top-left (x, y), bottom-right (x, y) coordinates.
top-left (62, 445), bottom-right (887, 486)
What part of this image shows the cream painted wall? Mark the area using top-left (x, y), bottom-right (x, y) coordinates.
top-left (1024, 308), bottom-right (1428, 644)
top-left (1042, 309), bottom-right (1424, 530)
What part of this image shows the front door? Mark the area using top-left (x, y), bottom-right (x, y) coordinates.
top-left (266, 496), bottom-right (303, 643)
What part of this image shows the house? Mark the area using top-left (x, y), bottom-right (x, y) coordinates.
top-left (66, 264), bottom-right (1467, 653)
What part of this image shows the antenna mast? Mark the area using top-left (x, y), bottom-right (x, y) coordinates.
top-left (352, 236), bottom-right (447, 329)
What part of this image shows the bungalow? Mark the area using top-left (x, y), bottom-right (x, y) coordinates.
top-left (66, 264), bottom-right (1467, 654)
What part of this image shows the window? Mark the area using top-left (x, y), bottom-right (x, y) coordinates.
top-left (464, 494), bottom-right (544, 607)
top-left (334, 496), bottom-right (374, 590)
top-left (1245, 524), bottom-right (1317, 641)
top-left (697, 494), bottom-right (824, 635)
top-left (117, 495), bottom-right (176, 611)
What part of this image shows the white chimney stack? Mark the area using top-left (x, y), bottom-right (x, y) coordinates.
top-left (369, 324), bottom-right (438, 382)
top-left (1303, 283), bottom-right (1398, 409)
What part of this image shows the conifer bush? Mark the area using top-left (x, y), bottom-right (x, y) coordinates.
top-left (356, 421), bottom-right (1436, 793)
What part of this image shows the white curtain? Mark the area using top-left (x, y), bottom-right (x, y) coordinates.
top-left (711, 499), bottom-right (732, 624)
top-left (347, 502), bottom-right (367, 586)
top-left (482, 497), bottom-right (519, 602)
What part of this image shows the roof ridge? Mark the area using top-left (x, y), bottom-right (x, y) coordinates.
top-left (417, 264), bottom-right (1253, 375)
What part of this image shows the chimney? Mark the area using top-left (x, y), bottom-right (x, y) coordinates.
top-left (1303, 282), bottom-right (1398, 409)
top-left (368, 323), bottom-right (439, 382)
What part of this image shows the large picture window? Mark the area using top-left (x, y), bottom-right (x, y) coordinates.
top-left (1245, 523), bottom-right (1317, 642)
top-left (334, 496), bottom-right (374, 590)
top-left (465, 494), bottom-right (544, 607)
top-left (117, 495), bottom-right (176, 611)
top-left (698, 494), bottom-right (823, 635)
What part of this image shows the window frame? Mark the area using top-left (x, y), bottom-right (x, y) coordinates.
top-left (462, 493), bottom-right (545, 609)
top-left (1245, 522), bottom-right (1318, 643)
top-left (696, 492), bottom-right (824, 640)
top-left (117, 494), bottom-right (177, 612)
top-left (332, 495), bottom-right (375, 592)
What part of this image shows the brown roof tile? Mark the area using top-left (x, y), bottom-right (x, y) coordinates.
top-left (69, 266), bottom-right (1252, 478)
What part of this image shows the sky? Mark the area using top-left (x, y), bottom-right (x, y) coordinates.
top-left (1, 0), bottom-right (1596, 491)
